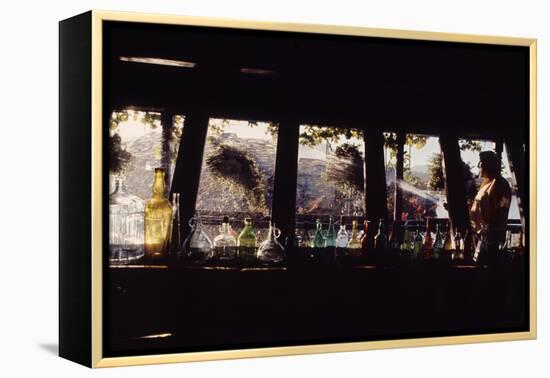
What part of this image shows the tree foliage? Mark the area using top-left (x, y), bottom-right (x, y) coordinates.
top-left (299, 125), bottom-right (363, 147)
top-left (109, 133), bottom-right (132, 175)
top-left (428, 153), bottom-right (445, 191)
top-left (458, 139), bottom-right (483, 152)
top-left (326, 143), bottom-right (365, 193)
top-left (206, 144), bottom-right (267, 211)
top-left (108, 110), bottom-right (162, 174)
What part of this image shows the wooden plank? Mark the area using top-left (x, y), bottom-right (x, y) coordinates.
top-left (271, 119), bottom-right (300, 247)
top-left (365, 132), bottom-right (388, 223)
top-left (439, 133), bottom-right (470, 232)
top-left (504, 137), bottom-right (527, 232)
top-left (170, 113), bottom-right (210, 242)
top-left (161, 111), bottom-right (175, 190)
top-left (394, 133), bottom-right (405, 221)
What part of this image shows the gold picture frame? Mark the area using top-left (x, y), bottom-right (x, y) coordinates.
top-left (59, 9), bottom-right (537, 368)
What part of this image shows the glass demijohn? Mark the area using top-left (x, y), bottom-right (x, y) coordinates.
top-left (109, 178), bottom-right (145, 263)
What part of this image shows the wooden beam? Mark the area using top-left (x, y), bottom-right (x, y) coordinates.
top-left (170, 112), bottom-right (210, 243)
top-left (365, 132), bottom-right (388, 223)
top-left (504, 137), bottom-right (527, 233)
top-left (439, 133), bottom-right (470, 232)
top-left (160, 111), bottom-right (175, 191)
top-left (271, 119), bottom-right (300, 246)
top-left (394, 133), bottom-right (405, 221)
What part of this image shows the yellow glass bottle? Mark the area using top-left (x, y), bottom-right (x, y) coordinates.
top-left (347, 220), bottom-right (363, 250)
top-left (144, 168), bottom-right (173, 259)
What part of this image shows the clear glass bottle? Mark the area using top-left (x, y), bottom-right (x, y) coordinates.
top-left (325, 216), bottom-right (336, 248)
top-left (293, 228), bottom-right (303, 247)
top-left (432, 223), bottom-right (444, 259)
top-left (453, 231), bottom-right (464, 261)
top-left (347, 220), bottom-right (362, 251)
top-left (168, 193), bottom-right (182, 257)
top-left (313, 219), bottom-right (325, 248)
top-left (213, 216), bottom-right (237, 261)
top-left (237, 218), bottom-right (257, 262)
top-left (183, 214), bottom-right (213, 262)
top-left (443, 224), bottom-right (454, 262)
top-left (374, 218), bottom-right (388, 250)
top-left (109, 177), bottom-right (144, 263)
top-left (144, 168), bottom-right (173, 259)
top-left (336, 224), bottom-right (349, 248)
top-left (257, 222), bottom-right (285, 263)
top-left (413, 226), bottom-right (423, 260)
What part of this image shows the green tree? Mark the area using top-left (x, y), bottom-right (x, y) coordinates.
top-left (299, 125), bottom-right (363, 147)
top-left (326, 143), bottom-right (364, 193)
top-left (206, 144), bottom-right (267, 212)
top-left (428, 153), bottom-right (445, 191)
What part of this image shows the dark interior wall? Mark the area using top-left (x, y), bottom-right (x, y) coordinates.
top-left (104, 21), bottom-right (528, 142)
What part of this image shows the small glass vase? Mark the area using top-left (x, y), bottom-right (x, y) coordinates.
top-left (257, 222), bottom-right (285, 264)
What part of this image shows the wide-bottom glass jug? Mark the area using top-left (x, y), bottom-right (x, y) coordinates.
top-left (183, 214), bottom-right (213, 263)
top-left (257, 222), bottom-right (285, 264)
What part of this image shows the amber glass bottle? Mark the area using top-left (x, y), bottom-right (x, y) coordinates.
top-left (144, 168), bottom-right (173, 259)
top-left (422, 218), bottom-right (433, 259)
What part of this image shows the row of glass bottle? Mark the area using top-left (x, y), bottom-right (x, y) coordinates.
top-left (295, 217), bottom-right (495, 262)
top-left (109, 168), bottom-right (285, 264)
top-left (180, 215), bottom-right (285, 264)
top-left (109, 168), bottom-right (523, 264)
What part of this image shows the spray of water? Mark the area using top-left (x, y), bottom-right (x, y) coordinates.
top-left (388, 177), bottom-right (448, 218)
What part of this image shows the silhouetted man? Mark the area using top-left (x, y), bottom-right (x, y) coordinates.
top-left (470, 151), bottom-right (512, 265)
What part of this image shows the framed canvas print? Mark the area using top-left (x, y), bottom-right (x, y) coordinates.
top-left (59, 10), bottom-right (537, 368)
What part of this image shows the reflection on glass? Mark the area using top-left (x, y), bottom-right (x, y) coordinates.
top-left (109, 178), bottom-right (145, 263)
top-left (295, 125), bottom-right (366, 239)
top-left (144, 168), bottom-right (173, 259)
top-left (195, 118), bottom-right (279, 240)
top-left (383, 132), bottom-right (398, 221)
top-left (402, 134), bottom-right (448, 221)
top-left (108, 110), bottom-right (184, 199)
top-left (502, 143), bottom-right (521, 221)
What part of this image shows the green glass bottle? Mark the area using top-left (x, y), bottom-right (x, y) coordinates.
top-left (432, 223), bottom-right (444, 259)
top-left (374, 218), bottom-right (388, 250)
top-left (325, 216), bottom-right (336, 247)
top-left (313, 219), bottom-right (325, 248)
top-left (237, 218), bottom-right (257, 262)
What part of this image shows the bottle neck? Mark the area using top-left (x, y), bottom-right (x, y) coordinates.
top-left (221, 222), bottom-right (230, 235)
top-left (113, 178), bottom-right (126, 194)
top-left (243, 222), bottom-right (253, 233)
top-left (152, 172), bottom-right (166, 198)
